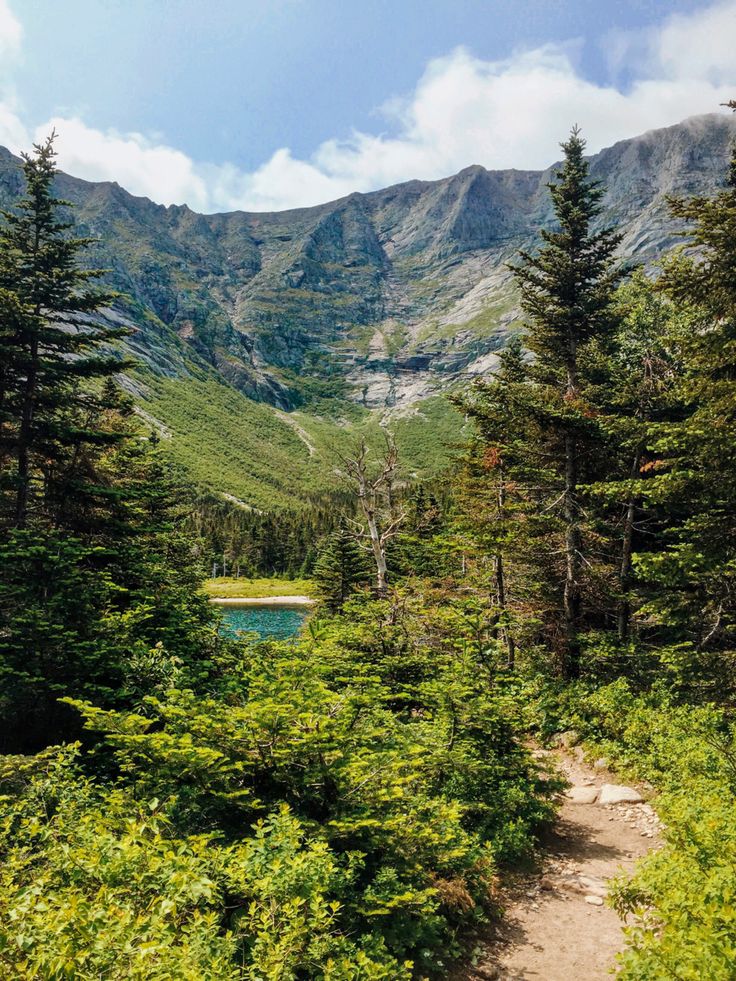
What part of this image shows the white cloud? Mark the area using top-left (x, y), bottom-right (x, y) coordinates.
top-left (647, 0), bottom-right (736, 83)
top-left (37, 117), bottom-right (211, 211)
top-left (0, 0), bottom-right (736, 212)
top-left (0, 0), bottom-right (21, 62)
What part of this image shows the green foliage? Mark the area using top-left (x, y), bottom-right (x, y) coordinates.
top-left (140, 375), bottom-right (464, 511)
top-left (0, 749), bottom-right (406, 979)
top-left (0, 588), bottom-right (554, 978)
top-left (0, 530), bottom-right (122, 749)
top-left (313, 521), bottom-right (372, 610)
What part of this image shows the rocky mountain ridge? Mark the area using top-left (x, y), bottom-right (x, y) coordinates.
top-left (0, 112), bottom-right (733, 411)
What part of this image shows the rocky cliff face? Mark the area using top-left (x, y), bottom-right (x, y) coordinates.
top-left (0, 113), bottom-right (732, 409)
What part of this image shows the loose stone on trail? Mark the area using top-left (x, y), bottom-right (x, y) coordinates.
top-left (598, 784), bottom-right (644, 805)
top-left (565, 785), bottom-right (599, 804)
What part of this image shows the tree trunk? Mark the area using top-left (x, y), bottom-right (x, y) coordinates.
top-left (562, 347), bottom-right (581, 678)
top-left (15, 336), bottom-right (38, 528)
top-left (366, 510), bottom-right (388, 597)
top-left (495, 551), bottom-right (515, 669)
top-left (494, 468), bottom-right (515, 669)
top-left (617, 452), bottom-right (641, 642)
top-left (14, 215), bottom-right (42, 529)
top-left (563, 434), bottom-right (581, 678)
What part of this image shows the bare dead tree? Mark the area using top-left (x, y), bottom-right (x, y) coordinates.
top-left (341, 433), bottom-right (406, 597)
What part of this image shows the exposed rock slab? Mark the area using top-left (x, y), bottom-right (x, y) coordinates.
top-left (598, 784), bottom-right (644, 805)
top-left (565, 785), bottom-right (599, 804)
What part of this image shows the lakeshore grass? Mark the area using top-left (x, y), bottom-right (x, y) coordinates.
top-left (203, 576), bottom-right (316, 599)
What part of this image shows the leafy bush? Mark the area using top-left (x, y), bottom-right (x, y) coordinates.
top-left (0, 749), bottom-right (406, 980)
top-left (0, 594), bottom-right (554, 978)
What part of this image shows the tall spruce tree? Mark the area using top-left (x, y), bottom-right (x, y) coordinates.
top-left (635, 133), bottom-right (736, 684)
top-left (0, 137), bottom-right (217, 750)
top-left (507, 126), bottom-right (623, 675)
top-left (0, 134), bottom-right (124, 528)
top-left (457, 337), bottom-right (531, 667)
top-left (586, 273), bottom-right (680, 644)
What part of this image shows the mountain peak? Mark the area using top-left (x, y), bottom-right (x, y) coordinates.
top-left (0, 113), bottom-right (732, 410)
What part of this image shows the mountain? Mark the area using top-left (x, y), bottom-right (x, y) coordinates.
top-left (0, 113), bottom-right (732, 506)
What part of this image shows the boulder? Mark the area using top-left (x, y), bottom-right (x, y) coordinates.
top-left (598, 784), bottom-right (644, 805)
top-left (565, 785), bottom-right (599, 804)
top-left (553, 729), bottom-right (581, 748)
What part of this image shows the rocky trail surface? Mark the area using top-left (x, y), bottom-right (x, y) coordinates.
top-left (461, 749), bottom-right (661, 981)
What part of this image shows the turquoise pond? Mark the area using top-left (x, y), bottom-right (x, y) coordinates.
top-left (218, 604), bottom-right (308, 640)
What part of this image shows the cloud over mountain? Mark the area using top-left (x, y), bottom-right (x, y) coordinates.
top-left (0, 0), bottom-right (735, 211)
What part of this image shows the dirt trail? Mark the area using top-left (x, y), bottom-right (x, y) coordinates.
top-left (461, 749), bottom-right (661, 981)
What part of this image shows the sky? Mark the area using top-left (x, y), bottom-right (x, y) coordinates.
top-left (1, 0), bottom-right (735, 212)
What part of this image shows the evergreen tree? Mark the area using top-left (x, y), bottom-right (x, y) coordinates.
top-left (587, 273), bottom-right (681, 643)
top-left (313, 520), bottom-right (371, 611)
top-left (634, 137), bottom-right (736, 683)
top-left (457, 337), bottom-right (536, 666)
top-left (507, 126), bottom-right (623, 674)
top-left (0, 138), bottom-right (215, 750)
top-left (0, 134), bottom-right (125, 528)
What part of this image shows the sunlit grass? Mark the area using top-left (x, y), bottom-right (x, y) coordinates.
top-left (203, 576), bottom-right (315, 599)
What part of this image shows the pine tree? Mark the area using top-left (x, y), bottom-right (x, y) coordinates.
top-left (507, 126), bottom-right (623, 674)
top-left (635, 136), bottom-right (736, 678)
top-left (0, 134), bottom-right (125, 528)
top-left (313, 520), bottom-right (371, 611)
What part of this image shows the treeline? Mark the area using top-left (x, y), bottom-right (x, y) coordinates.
top-left (188, 491), bottom-right (350, 578)
top-left (190, 479), bottom-right (450, 585)
top-left (0, 137), bottom-right (215, 752)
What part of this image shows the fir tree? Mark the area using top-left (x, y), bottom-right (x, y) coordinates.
top-left (457, 337), bottom-right (532, 667)
top-left (313, 520), bottom-right (371, 611)
top-left (636, 135), bottom-right (736, 678)
top-left (0, 138), bottom-right (215, 749)
top-left (0, 134), bottom-right (126, 528)
top-left (508, 126), bottom-right (623, 674)
top-left (588, 273), bottom-right (681, 642)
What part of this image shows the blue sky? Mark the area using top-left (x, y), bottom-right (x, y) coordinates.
top-left (1, 1), bottom-right (734, 211)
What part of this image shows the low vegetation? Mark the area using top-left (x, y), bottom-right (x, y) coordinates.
top-left (139, 375), bottom-right (465, 511)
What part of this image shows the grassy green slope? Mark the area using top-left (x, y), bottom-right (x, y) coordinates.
top-left (139, 375), bottom-right (466, 510)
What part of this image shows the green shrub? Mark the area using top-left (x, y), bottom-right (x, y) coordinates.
top-left (0, 749), bottom-right (408, 980)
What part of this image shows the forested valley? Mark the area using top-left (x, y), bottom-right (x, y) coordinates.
top-left (2, 114), bottom-right (736, 980)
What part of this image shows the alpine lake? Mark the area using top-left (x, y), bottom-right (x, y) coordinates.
top-left (218, 602), bottom-right (309, 641)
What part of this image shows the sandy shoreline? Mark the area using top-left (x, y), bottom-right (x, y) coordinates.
top-left (209, 595), bottom-right (315, 606)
